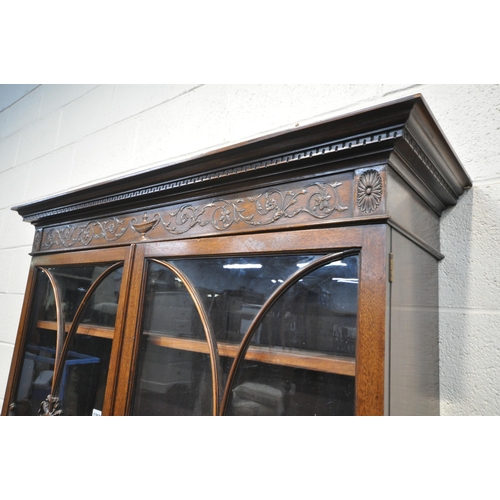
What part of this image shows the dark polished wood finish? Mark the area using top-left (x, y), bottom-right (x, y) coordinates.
top-left (2, 95), bottom-right (471, 416)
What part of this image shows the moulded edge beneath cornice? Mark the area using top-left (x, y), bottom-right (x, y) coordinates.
top-left (12, 95), bottom-right (472, 227)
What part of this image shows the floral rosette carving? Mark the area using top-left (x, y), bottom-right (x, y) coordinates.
top-left (210, 200), bottom-right (255, 230)
top-left (356, 170), bottom-right (383, 213)
top-left (79, 225), bottom-right (94, 246)
top-left (249, 189), bottom-right (306, 224)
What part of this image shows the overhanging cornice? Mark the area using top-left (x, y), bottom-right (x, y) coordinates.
top-left (13, 94), bottom-right (471, 226)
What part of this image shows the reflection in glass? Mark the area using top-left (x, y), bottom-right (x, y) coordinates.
top-left (223, 254), bottom-right (358, 415)
top-left (257, 255), bottom-right (359, 356)
top-left (141, 262), bottom-right (205, 339)
top-left (132, 345), bottom-right (212, 415)
top-left (170, 254), bottom-right (358, 357)
top-left (12, 264), bottom-right (122, 416)
top-left (38, 265), bottom-right (122, 326)
top-left (132, 254), bottom-right (359, 416)
top-left (131, 262), bottom-right (213, 415)
top-left (224, 359), bottom-right (355, 416)
top-left (172, 255), bottom-right (325, 345)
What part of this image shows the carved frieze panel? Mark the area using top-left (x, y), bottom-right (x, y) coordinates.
top-left (33, 168), bottom-right (385, 253)
top-left (33, 170), bottom-right (386, 253)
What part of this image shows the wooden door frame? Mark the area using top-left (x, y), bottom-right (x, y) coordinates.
top-left (1, 246), bottom-right (134, 416)
top-left (113, 224), bottom-right (389, 416)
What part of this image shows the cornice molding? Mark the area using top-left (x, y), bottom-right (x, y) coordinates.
top-left (402, 128), bottom-right (457, 200)
top-left (20, 126), bottom-right (402, 224)
top-left (13, 95), bottom-right (472, 228)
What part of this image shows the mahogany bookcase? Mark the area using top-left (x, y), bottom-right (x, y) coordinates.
top-left (2, 95), bottom-right (471, 416)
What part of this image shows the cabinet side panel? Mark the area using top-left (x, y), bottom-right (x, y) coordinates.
top-left (390, 230), bottom-right (440, 415)
top-left (386, 166), bottom-right (441, 253)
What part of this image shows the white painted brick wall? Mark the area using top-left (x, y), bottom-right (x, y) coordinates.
top-left (39, 85), bottom-right (99, 117)
top-left (70, 118), bottom-right (139, 187)
top-left (0, 84), bottom-right (498, 415)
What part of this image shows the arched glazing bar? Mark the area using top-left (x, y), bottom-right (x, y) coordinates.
top-left (38, 268), bottom-right (66, 379)
top-left (219, 249), bottom-right (359, 415)
top-left (148, 259), bottom-right (221, 416)
top-left (39, 262), bottom-right (124, 415)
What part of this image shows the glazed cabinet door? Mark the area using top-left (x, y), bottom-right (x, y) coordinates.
top-left (115, 225), bottom-right (388, 416)
top-left (3, 246), bottom-right (135, 416)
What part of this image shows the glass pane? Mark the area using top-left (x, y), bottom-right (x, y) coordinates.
top-left (12, 264), bottom-right (122, 416)
top-left (225, 255), bottom-right (358, 415)
top-left (131, 344), bottom-right (212, 416)
top-left (13, 269), bottom-right (56, 415)
top-left (171, 255), bottom-right (326, 344)
top-left (257, 255), bottom-right (358, 356)
top-left (59, 268), bottom-right (121, 416)
top-left (224, 359), bottom-right (355, 416)
top-left (58, 334), bottom-right (112, 416)
top-left (38, 265), bottom-right (122, 327)
top-left (172, 254), bottom-right (358, 356)
top-left (131, 253), bottom-right (358, 416)
top-left (141, 262), bottom-right (204, 339)
top-left (131, 261), bottom-right (213, 415)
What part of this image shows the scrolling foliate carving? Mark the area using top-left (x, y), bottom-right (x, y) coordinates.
top-left (37, 180), bottom-right (349, 251)
top-left (152, 181), bottom-right (348, 234)
top-left (252, 181), bottom-right (348, 222)
top-left (42, 217), bottom-right (128, 250)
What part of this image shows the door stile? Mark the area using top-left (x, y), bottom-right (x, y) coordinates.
top-left (101, 244), bottom-right (137, 415)
top-left (112, 243), bottom-right (147, 415)
top-left (355, 225), bottom-right (389, 416)
top-left (2, 261), bottom-right (38, 416)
